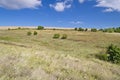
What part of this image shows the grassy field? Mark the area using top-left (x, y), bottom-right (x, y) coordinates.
top-left (0, 29), bottom-right (120, 80)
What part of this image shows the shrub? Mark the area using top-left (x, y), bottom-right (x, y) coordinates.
top-left (18, 27), bottom-right (21, 30)
top-left (85, 28), bottom-right (88, 31)
top-left (53, 28), bottom-right (56, 30)
top-left (91, 28), bottom-right (97, 32)
top-left (53, 34), bottom-right (60, 39)
top-left (33, 31), bottom-right (38, 35)
top-left (27, 31), bottom-right (32, 36)
top-left (107, 28), bottom-right (114, 33)
top-left (115, 27), bottom-right (120, 33)
top-left (8, 28), bottom-right (11, 30)
top-left (61, 34), bottom-right (67, 39)
top-left (78, 27), bottom-right (84, 31)
top-left (99, 29), bottom-right (103, 31)
top-left (96, 44), bottom-right (120, 64)
top-left (37, 26), bottom-right (44, 30)
top-left (107, 44), bottom-right (120, 64)
top-left (74, 27), bottom-right (77, 31)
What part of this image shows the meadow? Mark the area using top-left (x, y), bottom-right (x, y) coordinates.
top-left (0, 28), bottom-right (120, 80)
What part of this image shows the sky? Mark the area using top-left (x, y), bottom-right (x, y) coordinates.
top-left (0, 0), bottom-right (120, 28)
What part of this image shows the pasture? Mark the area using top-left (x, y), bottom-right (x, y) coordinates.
top-left (0, 28), bottom-right (120, 80)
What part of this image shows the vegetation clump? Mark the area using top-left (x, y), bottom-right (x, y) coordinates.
top-left (27, 31), bottom-right (32, 36)
top-left (8, 28), bottom-right (11, 30)
top-left (33, 31), bottom-right (38, 35)
top-left (74, 27), bottom-right (78, 31)
top-left (37, 26), bottom-right (44, 30)
top-left (61, 34), bottom-right (67, 39)
top-left (85, 28), bottom-right (88, 31)
top-left (78, 27), bottom-right (84, 31)
top-left (74, 27), bottom-right (86, 31)
top-left (91, 28), bottom-right (97, 32)
top-left (53, 34), bottom-right (60, 39)
top-left (100, 27), bottom-right (120, 33)
top-left (107, 44), bottom-right (120, 64)
top-left (18, 27), bottom-right (21, 30)
top-left (96, 44), bottom-right (120, 64)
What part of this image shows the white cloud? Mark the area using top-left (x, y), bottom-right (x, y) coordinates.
top-left (70, 21), bottom-right (83, 24)
top-left (96, 0), bottom-right (120, 12)
top-left (49, 0), bottom-right (73, 12)
top-left (78, 0), bottom-right (85, 3)
top-left (0, 0), bottom-right (42, 9)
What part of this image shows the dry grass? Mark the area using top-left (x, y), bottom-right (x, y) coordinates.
top-left (0, 29), bottom-right (120, 80)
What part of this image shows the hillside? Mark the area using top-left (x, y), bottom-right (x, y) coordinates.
top-left (0, 29), bottom-right (120, 80)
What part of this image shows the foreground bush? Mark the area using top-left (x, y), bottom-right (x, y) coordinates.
top-left (53, 34), bottom-right (60, 39)
top-left (27, 31), bottom-right (32, 36)
top-left (107, 44), bottom-right (120, 64)
top-left (33, 31), bottom-right (38, 35)
top-left (61, 34), bottom-right (67, 39)
top-left (97, 44), bottom-right (120, 64)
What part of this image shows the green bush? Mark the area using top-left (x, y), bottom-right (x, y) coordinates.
top-left (91, 28), bottom-right (97, 32)
top-left (37, 26), bottom-right (44, 30)
top-left (18, 27), bottom-right (21, 30)
top-left (78, 27), bottom-right (84, 31)
top-left (27, 31), bottom-right (32, 36)
top-left (74, 27), bottom-right (77, 31)
top-left (97, 44), bottom-right (120, 64)
top-left (107, 28), bottom-right (114, 33)
top-left (53, 34), bottom-right (60, 39)
top-left (8, 28), bottom-right (10, 30)
top-left (33, 31), bottom-right (38, 35)
top-left (115, 27), bottom-right (120, 33)
top-left (85, 28), bottom-right (88, 31)
top-left (107, 44), bottom-right (120, 64)
top-left (61, 34), bottom-right (67, 39)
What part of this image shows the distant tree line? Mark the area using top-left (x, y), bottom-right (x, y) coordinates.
top-left (74, 27), bottom-right (88, 31)
top-left (99, 27), bottom-right (120, 33)
top-left (74, 27), bottom-right (120, 33)
top-left (74, 27), bottom-right (97, 32)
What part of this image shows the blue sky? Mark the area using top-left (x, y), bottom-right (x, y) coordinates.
top-left (0, 0), bottom-right (120, 28)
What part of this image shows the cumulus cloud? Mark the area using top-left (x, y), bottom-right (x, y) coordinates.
top-left (96, 0), bottom-right (120, 12)
top-left (0, 0), bottom-right (42, 9)
top-left (49, 0), bottom-right (73, 12)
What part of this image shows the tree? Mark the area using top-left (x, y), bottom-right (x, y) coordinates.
top-left (91, 28), bottom-right (97, 32)
top-left (106, 28), bottom-right (114, 33)
top-left (85, 28), bottom-right (88, 31)
top-left (37, 26), bottom-right (44, 30)
top-left (74, 27), bottom-right (77, 31)
top-left (115, 27), bottom-right (120, 33)
top-left (78, 27), bottom-right (84, 31)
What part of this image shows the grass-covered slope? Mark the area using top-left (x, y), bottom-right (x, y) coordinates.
top-left (0, 29), bottom-right (120, 80)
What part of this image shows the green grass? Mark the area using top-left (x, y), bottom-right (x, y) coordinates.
top-left (0, 29), bottom-right (120, 80)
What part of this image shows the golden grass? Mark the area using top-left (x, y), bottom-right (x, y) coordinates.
top-left (0, 29), bottom-right (120, 80)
